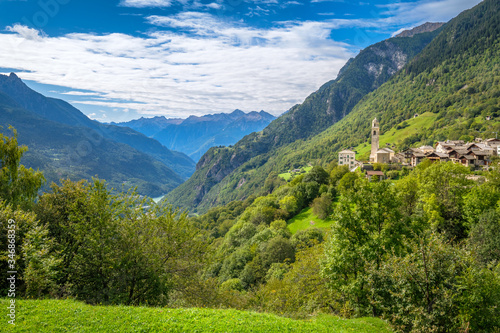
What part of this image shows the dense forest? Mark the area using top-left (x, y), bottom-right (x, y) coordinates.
top-left (1, 129), bottom-right (499, 332)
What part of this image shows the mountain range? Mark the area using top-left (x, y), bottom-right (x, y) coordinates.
top-left (165, 0), bottom-right (500, 213)
top-left (0, 73), bottom-right (196, 197)
top-left (113, 110), bottom-right (275, 162)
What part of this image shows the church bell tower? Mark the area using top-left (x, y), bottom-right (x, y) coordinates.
top-left (370, 118), bottom-right (379, 162)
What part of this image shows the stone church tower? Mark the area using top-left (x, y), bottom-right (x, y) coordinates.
top-left (370, 118), bottom-right (379, 162)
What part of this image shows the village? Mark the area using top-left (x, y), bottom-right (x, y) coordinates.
top-left (338, 118), bottom-right (500, 178)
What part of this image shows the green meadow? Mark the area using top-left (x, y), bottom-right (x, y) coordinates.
top-left (287, 207), bottom-right (335, 234)
top-left (2, 299), bottom-right (392, 333)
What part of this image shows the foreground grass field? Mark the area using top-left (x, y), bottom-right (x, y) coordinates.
top-left (1, 299), bottom-right (392, 332)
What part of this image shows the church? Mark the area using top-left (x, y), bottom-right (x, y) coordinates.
top-left (369, 118), bottom-right (394, 163)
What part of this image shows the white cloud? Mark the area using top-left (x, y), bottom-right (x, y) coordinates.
top-left (0, 20), bottom-right (353, 118)
top-left (5, 25), bottom-right (45, 41)
top-left (380, 0), bottom-right (483, 26)
top-left (120, 0), bottom-right (223, 10)
top-left (119, 0), bottom-right (173, 8)
top-left (60, 90), bottom-right (104, 97)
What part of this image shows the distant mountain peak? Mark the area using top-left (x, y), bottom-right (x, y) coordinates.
top-left (1, 73), bottom-right (25, 87)
top-left (395, 22), bottom-right (445, 38)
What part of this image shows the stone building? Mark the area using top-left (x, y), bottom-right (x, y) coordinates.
top-left (338, 149), bottom-right (356, 169)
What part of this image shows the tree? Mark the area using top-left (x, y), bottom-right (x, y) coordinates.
top-left (35, 179), bottom-right (209, 305)
top-left (0, 202), bottom-right (39, 296)
top-left (0, 127), bottom-right (44, 208)
top-left (22, 221), bottom-right (61, 298)
top-left (257, 244), bottom-right (334, 318)
top-left (303, 165), bottom-right (330, 184)
top-left (330, 165), bottom-right (349, 186)
top-left (416, 162), bottom-right (473, 241)
top-left (279, 195), bottom-right (299, 216)
top-left (311, 193), bottom-right (333, 219)
top-left (367, 233), bottom-right (500, 332)
top-left (337, 172), bottom-right (358, 193)
top-left (321, 179), bottom-right (409, 315)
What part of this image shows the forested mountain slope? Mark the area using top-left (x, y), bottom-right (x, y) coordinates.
top-left (166, 0), bottom-right (499, 213)
top-left (0, 73), bottom-right (195, 179)
top-left (166, 24), bottom-right (443, 212)
top-left (0, 74), bottom-right (195, 196)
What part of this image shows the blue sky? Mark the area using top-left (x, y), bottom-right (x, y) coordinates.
top-left (0, 0), bottom-right (482, 122)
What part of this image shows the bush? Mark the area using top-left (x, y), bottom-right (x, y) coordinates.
top-left (311, 193), bottom-right (333, 220)
top-left (367, 233), bottom-right (500, 332)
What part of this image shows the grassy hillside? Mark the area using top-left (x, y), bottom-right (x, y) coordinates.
top-left (287, 207), bottom-right (334, 234)
top-left (1, 299), bottom-right (392, 332)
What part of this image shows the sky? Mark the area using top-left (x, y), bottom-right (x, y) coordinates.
top-left (0, 0), bottom-right (482, 122)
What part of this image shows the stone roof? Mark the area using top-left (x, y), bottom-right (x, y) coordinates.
top-left (457, 155), bottom-right (475, 160)
top-left (469, 150), bottom-right (491, 156)
top-left (376, 149), bottom-right (391, 154)
top-left (339, 150), bottom-right (356, 154)
top-left (449, 149), bottom-right (469, 155)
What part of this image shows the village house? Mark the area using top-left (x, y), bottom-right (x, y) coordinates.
top-left (366, 170), bottom-right (385, 181)
top-left (338, 149), bottom-right (357, 169)
top-left (403, 148), bottom-right (426, 167)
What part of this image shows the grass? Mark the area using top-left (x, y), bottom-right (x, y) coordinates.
top-left (287, 207), bottom-right (335, 234)
top-left (1, 298), bottom-right (392, 332)
top-left (279, 166), bottom-right (313, 181)
top-left (354, 112), bottom-right (438, 159)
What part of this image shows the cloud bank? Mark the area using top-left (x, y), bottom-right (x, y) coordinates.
top-left (0, 0), bottom-right (483, 120)
top-left (0, 16), bottom-right (352, 118)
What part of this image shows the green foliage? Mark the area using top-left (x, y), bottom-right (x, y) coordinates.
top-left (291, 228), bottom-right (325, 250)
top-left (321, 179), bottom-right (410, 315)
top-left (468, 209), bottom-right (500, 266)
top-left (303, 166), bottom-right (330, 185)
top-left (330, 165), bottom-right (350, 186)
top-left (220, 278), bottom-right (245, 292)
top-left (337, 172), bottom-right (359, 194)
top-left (257, 245), bottom-right (337, 319)
top-left (0, 127), bottom-right (44, 208)
top-left (21, 221), bottom-right (61, 298)
top-left (0, 202), bottom-right (38, 296)
top-left (367, 233), bottom-right (500, 333)
top-left (33, 179), bottom-right (209, 305)
top-left (311, 193), bottom-right (333, 220)
top-left (415, 162), bottom-right (473, 240)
